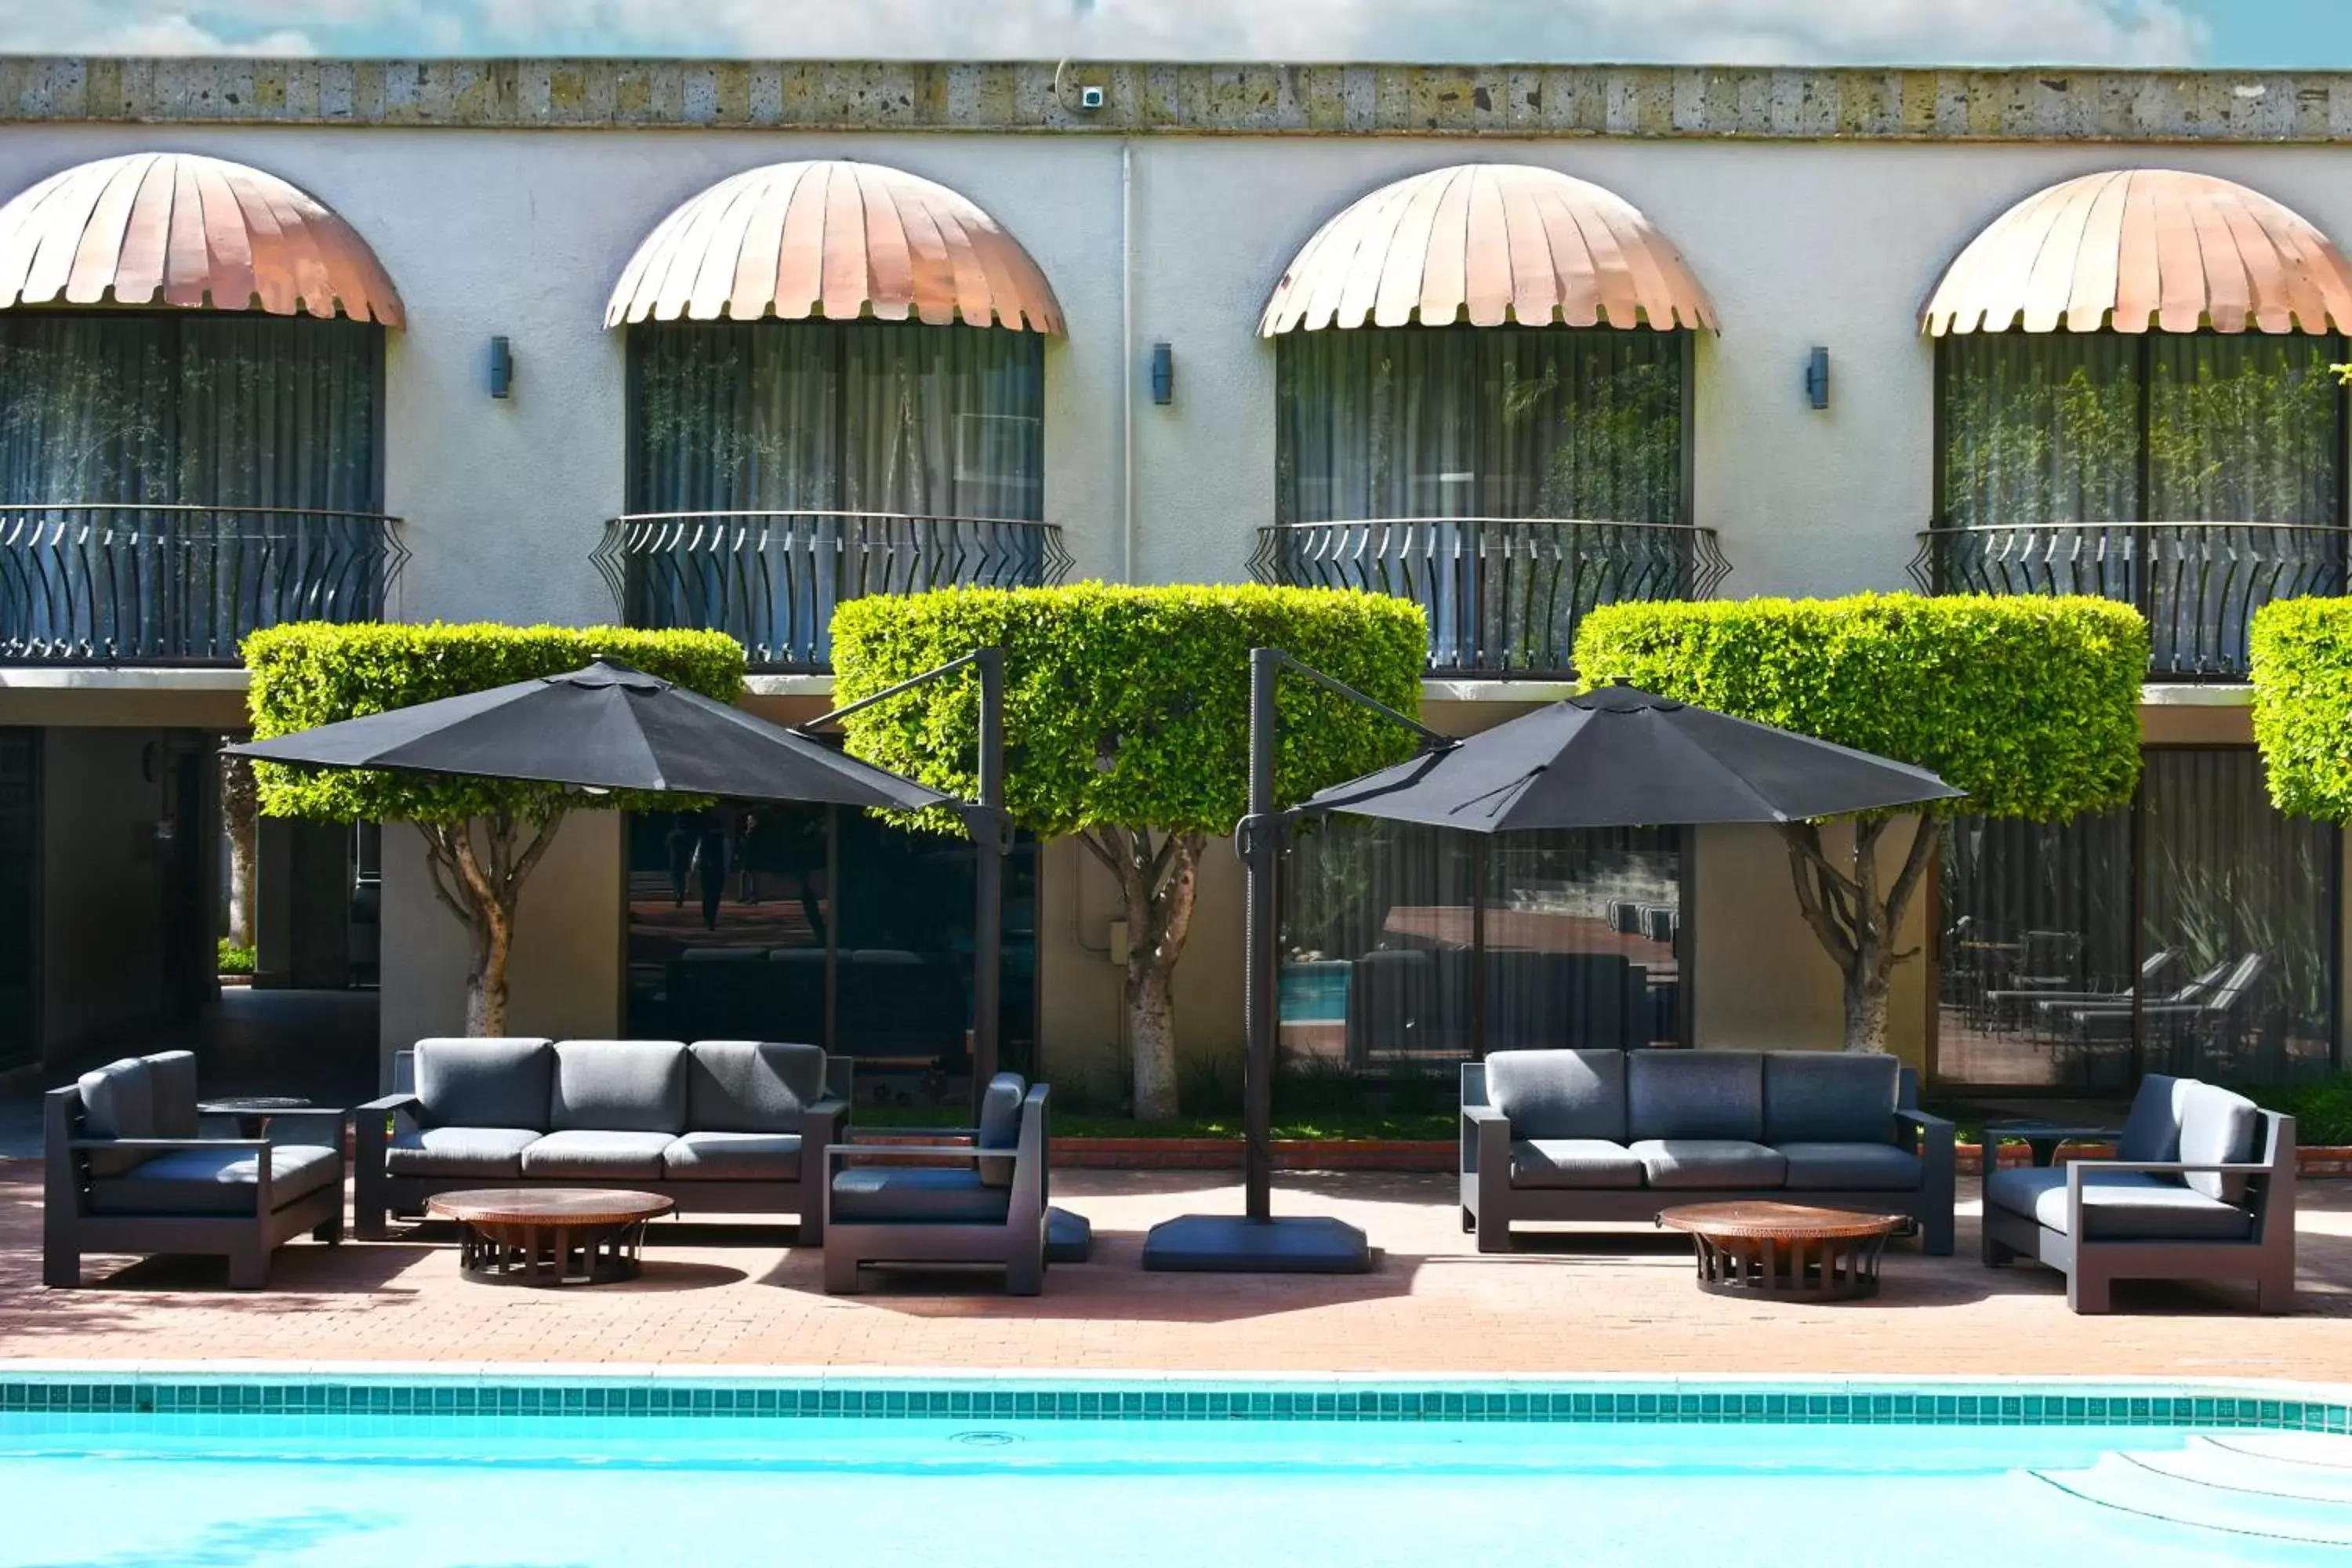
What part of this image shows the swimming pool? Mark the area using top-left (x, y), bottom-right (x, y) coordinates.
top-left (2, 1372), bottom-right (2349, 1566)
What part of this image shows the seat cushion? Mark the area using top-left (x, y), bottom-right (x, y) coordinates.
top-left (89, 1143), bottom-right (341, 1217)
top-left (1984, 1166), bottom-right (2251, 1241)
top-left (1484, 1050), bottom-right (1626, 1142)
top-left (662, 1131), bottom-right (804, 1182)
top-left (385, 1126), bottom-right (540, 1178)
top-left (75, 1057), bottom-right (156, 1176)
top-left (2176, 1080), bottom-right (2261, 1203)
top-left (1777, 1142), bottom-right (1922, 1192)
top-left (140, 1051), bottom-right (201, 1139)
top-left (550, 1040), bottom-right (688, 1134)
top-left (829, 1166), bottom-right (1012, 1225)
top-left (685, 1040), bottom-right (827, 1134)
top-left (1510, 1138), bottom-right (1643, 1189)
top-left (518, 1130), bottom-right (674, 1180)
top-left (1628, 1138), bottom-right (1788, 1189)
top-left (2117, 1073), bottom-right (2189, 1163)
top-left (1627, 1051), bottom-right (1763, 1142)
top-left (1762, 1052), bottom-right (1899, 1145)
top-left (976, 1073), bottom-right (1025, 1188)
top-left (415, 1038), bottom-right (553, 1132)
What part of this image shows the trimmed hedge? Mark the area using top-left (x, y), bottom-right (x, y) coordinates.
top-left (829, 584), bottom-right (1429, 836)
top-left (1572, 593), bottom-right (2147, 818)
top-left (244, 621), bottom-right (746, 822)
top-left (2250, 597), bottom-right (2352, 822)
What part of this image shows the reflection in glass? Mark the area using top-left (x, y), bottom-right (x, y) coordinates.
top-left (1279, 817), bottom-right (1683, 1073)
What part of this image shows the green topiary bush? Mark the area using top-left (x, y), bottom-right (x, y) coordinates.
top-left (2249, 597), bottom-right (2352, 823)
top-left (832, 583), bottom-right (1428, 1118)
top-left (1574, 593), bottom-right (2148, 1051)
top-left (245, 622), bottom-right (746, 1033)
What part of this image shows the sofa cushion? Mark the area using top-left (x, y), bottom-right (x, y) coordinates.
top-left (662, 1131), bottom-right (804, 1182)
top-left (2117, 1073), bottom-right (2189, 1164)
top-left (2176, 1082), bottom-right (2261, 1203)
top-left (141, 1051), bottom-right (201, 1139)
top-left (75, 1058), bottom-right (155, 1176)
top-left (685, 1040), bottom-right (827, 1134)
top-left (829, 1165), bottom-right (1011, 1225)
top-left (415, 1038), bottom-right (554, 1132)
top-left (1984, 1167), bottom-right (2251, 1241)
top-left (1627, 1051), bottom-right (1763, 1142)
top-left (1484, 1050), bottom-right (1626, 1142)
top-left (385, 1126), bottom-right (539, 1178)
top-left (976, 1073), bottom-right (1025, 1188)
top-left (1777, 1142), bottom-right (1922, 1192)
top-left (550, 1040), bottom-right (688, 1134)
top-left (518, 1130), bottom-right (674, 1180)
top-left (89, 1143), bottom-right (341, 1217)
top-left (1629, 1138), bottom-right (1787, 1189)
top-left (1762, 1052), bottom-right (1899, 1145)
top-left (1510, 1138), bottom-right (1643, 1189)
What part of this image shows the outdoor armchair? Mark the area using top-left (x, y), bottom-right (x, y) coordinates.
top-left (1982, 1073), bottom-right (2296, 1314)
top-left (44, 1051), bottom-right (346, 1290)
top-left (822, 1073), bottom-right (1049, 1295)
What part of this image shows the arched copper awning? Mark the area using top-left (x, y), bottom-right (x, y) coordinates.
top-left (604, 159), bottom-right (1062, 332)
top-left (1923, 169), bottom-right (2352, 336)
top-left (0, 152), bottom-right (403, 325)
top-left (1258, 164), bottom-right (1717, 336)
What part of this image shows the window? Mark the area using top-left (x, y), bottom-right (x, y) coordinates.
top-left (1279, 817), bottom-right (1685, 1077)
top-left (1936, 748), bottom-right (2338, 1090)
top-left (628, 320), bottom-right (1044, 521)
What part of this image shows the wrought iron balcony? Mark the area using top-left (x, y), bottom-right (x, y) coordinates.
top-left (1910, 521), bottom-right (2352, 681)
top-left (1251, 517), bottom-right (1730, 677)
top-left (0, 503), bottom-right (405, 666)
top-left (594, 509), bottom-right (1073, 671)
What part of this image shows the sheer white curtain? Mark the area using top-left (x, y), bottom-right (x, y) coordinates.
top-left (0, 313), bottom-right (382, 656)
top-left (628, 320), bottom-right (1044, 664)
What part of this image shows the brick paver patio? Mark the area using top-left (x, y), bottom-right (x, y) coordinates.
top-left (4, 1161), bottom-right (2347, 1378)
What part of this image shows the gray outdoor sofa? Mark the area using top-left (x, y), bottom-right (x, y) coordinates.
top-left (45, 1050), bottom-right (347, 1289)
top-left (1461, 1047), bottom-right (1956, 1255)
top-left (1982, 1073), bottom-right (2296, 1315)
top-left (354, 1037), bottom-right (850, 1241)
top-left (823, 1072), bottom-right (1051, 1295)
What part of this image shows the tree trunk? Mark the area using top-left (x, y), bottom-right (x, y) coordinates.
top-left (418, 811), bottom-right (563, 1041)
top-left (1778, 813), bottom-right (1941, 1054)
top-left (1086, 825), bottom-right (1206, 1123)
top-left (220, 752), bottom-right (256, 950)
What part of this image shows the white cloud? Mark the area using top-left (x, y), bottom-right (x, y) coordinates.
top-left (0, 0), bottom-right (2211, 67)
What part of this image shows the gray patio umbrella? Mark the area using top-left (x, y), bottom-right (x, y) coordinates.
top-left (228, 656), bottom-right (951, 813)
top-left (1302, 682), bottom-right (1962, 830)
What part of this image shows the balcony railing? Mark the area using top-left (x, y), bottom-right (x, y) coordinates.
top-left (0, 503), bottom-right (405, 666)
top-left (1251, 517), bottom-right (1730, 677)
top-left (1910, 521), bottom-right (2352, 681)
top-left (594, 510), bottom-right (1073, 671)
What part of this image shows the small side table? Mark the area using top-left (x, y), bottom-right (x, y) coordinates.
top-left (1980, 1120), bottom-right (2119, 1168)
top-left (198, 1095), bottom-right (315, 1139)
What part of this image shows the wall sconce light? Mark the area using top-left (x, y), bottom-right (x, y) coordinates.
top-left (489, 336), bottom-right (514, 400)
top-left (1149, 341), bottom-right (1174, 406)
top-left (1803, 346), bottom-right (1830, 411)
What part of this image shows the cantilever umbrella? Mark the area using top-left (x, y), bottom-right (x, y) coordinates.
top-left (228, 656), bottom-right (952, 814)
top-left (1304, 682), bottom-right (1962, 830)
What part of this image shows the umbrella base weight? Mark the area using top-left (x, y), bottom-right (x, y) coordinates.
top-left (1140, 1214), bottom-right (1374, 1273)
top-left (1046, 1206), bottom-right (1093, 1265)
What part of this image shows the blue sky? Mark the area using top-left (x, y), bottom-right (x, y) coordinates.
top-left (9, 1), bottom-right (2350, 68)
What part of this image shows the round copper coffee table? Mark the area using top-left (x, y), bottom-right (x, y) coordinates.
top-left (1657, 1201), bottom-right (1903, 1301)
top-left (427, 1189), bottom-right (673, 1287)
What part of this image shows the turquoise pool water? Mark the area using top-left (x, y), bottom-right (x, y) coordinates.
top-left (3, 1379), bottom-right (2350, 1566)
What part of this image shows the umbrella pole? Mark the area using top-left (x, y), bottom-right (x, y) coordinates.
top-left (971, 647), bottom-right (1006, 1119)
top-left (1243, 644), bottom-right (1277, 1222)
top-left (824, 804), bottom-right (840, 1058)
top-left (1471, 833), bottom-right (1489, 1059)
